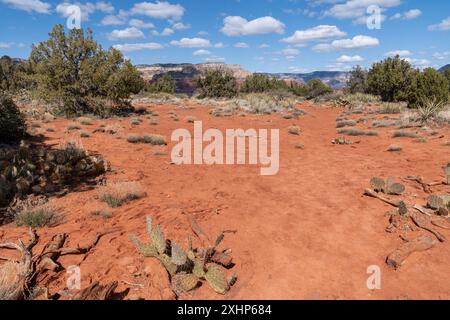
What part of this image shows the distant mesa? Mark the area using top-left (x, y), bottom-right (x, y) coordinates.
top-left (136, 62), bottom-right (351, 94)
top-left (438, 64), bottom-right (450, 73)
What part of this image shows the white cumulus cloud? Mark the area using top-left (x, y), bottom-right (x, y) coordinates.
top-left (429, 16), bottom-right (450, 31)
top-left (1, 0), bottom-right (51, 13)
top-left (170, 37), bottom-right (211, 48)
top-left (130, 1), bottom-right (184, 20)
top-left (313, 35), bottom-right (379, 52)
top-left (336, 55), bottom-right (364, 62)
top-left (282, 25), bottom-right (346, 45)
top-left (107, 27), bottom-right (144, 40)
top-left (221, 16), bottom-right (285, 36)
top-left (113, 42), bottom-right (163, 52)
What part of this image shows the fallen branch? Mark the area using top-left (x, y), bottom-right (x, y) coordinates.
top-left (386, 235), bottom-right (436, 269)
top-left (413, 204), bottom-right (433, 217)
top-left (410, 211), bottom-right (446, 242)
top-left (405, 176), bottom-right (432, 193)
top-left (364, 189), bottom-right (401, 207)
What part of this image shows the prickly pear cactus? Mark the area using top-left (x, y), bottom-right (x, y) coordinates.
top-left (171, 242), bottom-right (187, 266)
top-left (370, 177), bottom-right (385, 193)
top-left (205, 264), bottom-right (229, 295)
top-left (158, 254), bottom-right (178, 276)
top-left (172, 273), bottom-right (199, 294)
top-left (427, 195), bottom-right (444, 210)
top-left (151, 225), bottom-right (166, 254)
top-left (193, 259), bottom-right (206, 279)
top-left (387, 183), bottom-right (405, 195)
top-left (398, 201), bottom-right (408, 216)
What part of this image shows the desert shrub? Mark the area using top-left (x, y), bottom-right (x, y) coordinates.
top-left (443, 68), bottom-right (450, 92)
top-left (186, 116), bottom-right (197, 123)
top-left (392, 130), bottom-right (418, 138)
top-left (0, 56), bottom-right (35, 92)
top-left (142, 134), bottom-right (167, 145)
top-left (0, 95), bottom-right (27, 143)
top-left (377, 102), bottom-right (407, 114)
top-left (305, 79), bottom-right (333, 99)
top-left (405, 68), bottom-right (449, 108)
top-left (219, 93), bottom-right (298, 115)
top-left (90, 210), bottom-right (112, 219)
top-left (195, 69), bottom-right (238, 99)
top-left (346, 66), bottom-right (368, 94)
top-left (126, 135), bottom-right (142, 144)
top-left (240, 74), bottom-right (290, 93)
top-left (15, 206), bottom-right (56, 228)
top-left (367, 55), bottom-right (415, 102)
top-left (336, 120), bottom-right (356, 128)
top-left (79, 130), bottom-right (90, 138)
top-left (414, 97), bottom-right (447, 123)
top-left (30, 25), bottom-right (145, 117)
top-left (147, 74), bottom-right (176, 94)
top-left (100, 182), bottom-right (145, 208)
top-left (387, 145), bottom-right (402, 152)
top-left (338, 128), bottom-right (378, 136)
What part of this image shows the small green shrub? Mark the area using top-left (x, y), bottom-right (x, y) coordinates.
top-left (406, 68), bottom-right (449, 108)
top-left (336, 120), bottom-right (356, 128)
top-left (195, 69), bottom-right (238, 99)
top-left (147, 74), bottom-right (176, 94)
top-left (392, 130), bottom-right (418, 138)
top-left (16, 207), bottom-right (56, 228)
top-left (305, 79), bottom-right (333, 99)
top-left (100, 182), bottom-right (145, 208)
top-left (0, 95), bottom-right (27, 143)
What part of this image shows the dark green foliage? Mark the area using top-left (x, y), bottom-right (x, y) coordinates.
top-left (0, 94), bottom-right (27, 143)
top-left (147, 74), bottom-right (176, 93)
top-left (406, 68), bottom-right (449, 107)
top-left (30, 24), bottom-right (145, 117)
top-left (346, 66), bottom-right (368, 94)
top-left (195, 69), bottom-right (238, 98)
top-left (304, 79), bottom-right (333, 99)
top-left (367, 55), bottom-right (415, 102)
top-left (442, 68), bottom-right (450, 92)
top-left (240, 74), bottom-right (290, 93)
top-left (0, 56), bottom-right (35, 92)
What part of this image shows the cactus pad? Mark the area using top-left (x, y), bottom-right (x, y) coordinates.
top-left (171, 242), bottom-right (188, 266)
top-left (158, 254), bottom-right (178, 276)
top-left (370, 177), bottom-right (385, 192)
top-left (387, 183), bottom-right (405, 195)
top-left (427, 195), bottom-right (444, 210)
top-left (193, 260), bottom-right (206, 279)
top-left (398, 201), bottom-right (408, 216)
top-left (205, 264), bottom-right (229, 295)
top-left (172, 273), bottom-right (200, 294)
top-left (151, 225), bottom-right (166, 254)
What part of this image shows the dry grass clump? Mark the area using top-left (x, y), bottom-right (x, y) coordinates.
top-left (77, 117), bottom-right (94, 125)
top-left (127, 134), bottom-right (167, 145)
top-left (392, 130), bottom-right (418, 138)
top-left (100, 182), bottom-right (145, 208)
top-left (338, 128), bottom-right (378, 136)
top-left (65, 124), bottom-right (81, 132)
top-left (0, 261), bottom-right (28, 300)
top-left (131, 117), bottom-right (142, 126)
top-left (149, 118), bottom-right (159, 126)
top-left (46, 127), bottom-right (55, 132)
top-left (288, 126), bottom-right (301, 135)
top-left (336, 120), bottom-right (356, 128)
top-left (90, 210), bottom-right (113, 219)
top-left (371, 120), bottom-right (397, 128)
top-left (15, 206), bottom-right (57, 228)
top-left (376, 102), bottom-right (407, 114)
top-left (126, 135), bottom-right (142, 144)
top-left (414, 98), bottom-right (447, 124)
top-left (79, 130), bottom-right (90, 138)
top-left (142, 134), bottom-right (167, 146)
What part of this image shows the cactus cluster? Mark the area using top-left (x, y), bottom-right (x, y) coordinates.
top-left (427, 194), bottom-right (450, 216)
top-left (370, 177), bottom-right (405, 195)
top-left (130, 216), bottom-right (236, 296)
top-left (0, 142), bottom-right (108, 211)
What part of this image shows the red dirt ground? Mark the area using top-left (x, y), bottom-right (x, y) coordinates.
top-left (1, 102), bottom-right (450, 300)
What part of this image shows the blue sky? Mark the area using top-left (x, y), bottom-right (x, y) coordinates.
top-left (0, 0), bottom-right (449, 73)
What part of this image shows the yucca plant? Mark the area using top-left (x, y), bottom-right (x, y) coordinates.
top-left (416, 97), bottom-right (446, 123)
